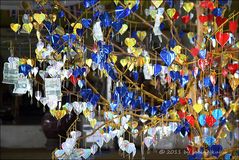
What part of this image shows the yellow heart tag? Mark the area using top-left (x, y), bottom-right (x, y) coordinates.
top-left (230, 103), bottom-right (238, 113)
top-left (20, 58), bottom-right (27, 64)
top-left (169, 110), bottom-right (178, 120)
top-left (149, 9), bottom-right (157, 19)
top-left (176, 53), bottom-right (187, 65)
top-left (71, 23), bottom-right (82, 34)
top-left (86, 59), bottom-right (92, 67)
top-left (125, 38), bottom-right (136, 47)
top-left (187, 32), bottom-right (194, 39)
top-left (133, 47), bottom-right (142, 57)
top-left (171, 45), bottom-right (182, 55)
top-left (183, 2), bottom-right (194, 13)
top-left (54, 110), bottom-right (67, 120)
top-left (136, 57), bottom-right (145, 67)
top-left (137, 31), bottom-right (147, 41)
top-left (50, 110), bottom-right (56, 117)
top-left (10, 23), bottom-right (21, 32)
top-left (124, 0), bottom-right (136, 9)
top-left (27, 59), bottom-right (35, 67)
top-left (89, 118), bottom-right (97, 128)
top-left (119, 24), bottom-right (128, 35)
top-left (193, 104), bottom-right (203, 113)
top-left (22, 23), bottom-right (33, 34)
top-left (120, 59), bottom-right (129, 67)
top-left (83, 109), bottom-right (90, 118)
top-left (114, 0), bottom-right (119, 5)
top-left (229, 78), bottom-right (239, 91)
top-left (151, 0), bottom-right (163, 8)
top-left (178, 88), bottom-right (185, 97)
top-left (49, 14), bottom-right (57, 22)
top-left (33, 13), bottom-right (46, 24)
top-left (54, 26), bottom-right (65, 35)
top-left (110, 54), bottom-right (117, 63)
top-left (166, 8), bottom-right (176, 18)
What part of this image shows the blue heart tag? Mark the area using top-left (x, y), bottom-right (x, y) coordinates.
top-left (198, 49), bottom-right (207, 59)
top-left (212, 8), bottom-right (223, 17)
top-left (112, 21), bottom-right (123, 32)
top-left (115, 6), bottom-right (131, 19)
top-left (159, 49), bottom-right (175, 66)
top-left (19, 64), bottom-right (32, 76)
top-left (204, 136), bottom-right (216, 146)
top-left (82, 18), bottom-right (92, 28)
top-left (198, 114), bottom-right (206, 126)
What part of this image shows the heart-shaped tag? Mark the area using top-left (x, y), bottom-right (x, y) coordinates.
top-left (54, 110), bottom-right (67, 120)
top-left (125, 38), bottom-right (136, 47)
top-left (10, 23), bottom-right (21, 32)
top-left (193, 104), bottom-right (203, 113)
top-left (151, 0), bottom-right (163, 8)
top-left (198, 59), bottom-right (208, 71)
top-left (229, 77), bottom-right (239, 91)
top-left (144, 136), bottom-right (153, 148)
top-left (91, 144), bottom-right (98, 155)
top-left (227, 63), bottom-right (238, 74)
top-left (89, 118), bottom-right (97, 128)
top-left (166, 8), bottom-right (176, 18)
top-left (139, 114), bottom-right (149, 123)
top-left (159, 49), bottom-right (175, 66)
top-left (216, 16), bottom-right (227, 27)
top-left (183, 2), bottom-right (194, 13)
top-left (186, 115), bottom-right (195, 126)
top-left (199, 15), bottom-right (208, 23)
top-left (137, 31), bottom-right (147, 41)
top-left (119, 24), bottom-right (128, 35)
top-left (82, 149), bottom-right (91, 159)
top-left (86, 59), bottom-right (92, 67)
top-left (216, 32), bottom-right (229, 47)
top-left (181, 15), bottom-right (190, 24)
top-left (205, 115), bottom-right (216, 127)
top-left (120, 58), bottom-right (129, 67)
top-left (22, 23), bottom-right (33, 34)
top-left (103, 133), bottom-right (111, 143)
top-left (54, 149), bottom-right (65, 158)
top-left (33, 13), bottom-right (46, 24)
top-left (190, 47), bottom-right (199, 57)
top-left (229, 21), bottom-right (238, 33)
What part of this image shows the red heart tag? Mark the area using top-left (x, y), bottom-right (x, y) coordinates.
top-left (179, 98), bottom-right (188, 105)
top-left (190, 47), bottom-right (200, 57)
top-left (215, 32), bottom-right (229, 47)
top-left (70, 75), bottom-right (77, 86)
top-left (182, 15), bottom-right (190, 24)
top-left (198, 59), bottom-right (207, 71)
top-left (222, 68), bottom-right (228, 77)
top-left (177, 111), bottom-right (186, 119)
top-left (229, 21), bottom-right (238, 33)
top-left (207, 14), bottom-right (214, 21)
top-left (216, 16), bottom-right (227, 27)
top-left (205, 115), bottom-right (216, 127)
top-left (200, 1), bottom-right (214, 10)
top-left (228, 63), bottom-right (238, 74)
top-left (199, 15), bottom-right (208, 23)
top-left (186, 115), bottom-right (195, 127)
top-left (173, 11), bottom-right (180, 20)
top-left (187, 145), bottom-right (195, 154)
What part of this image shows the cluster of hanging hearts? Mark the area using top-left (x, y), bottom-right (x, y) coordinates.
top-left (5, 0), bottom-right (239, 159)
